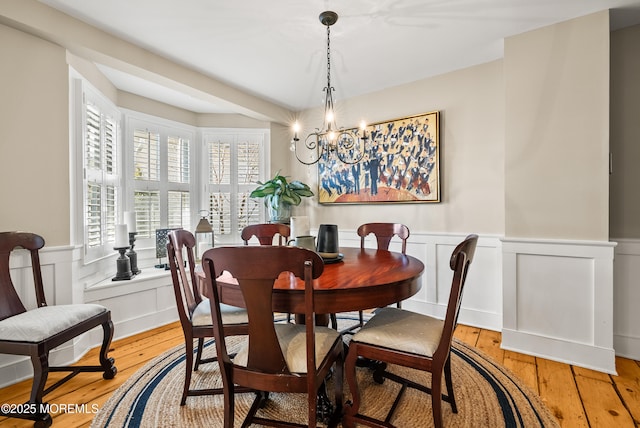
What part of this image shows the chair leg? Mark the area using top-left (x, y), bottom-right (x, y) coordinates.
top-left (330, 348), bottom-right (344, 427)
top-left (194, 337), bottom-right (205, 371)
top-left (308, 382), bottom-right (317, 428)
top-left (99, 320), bottom-right (117, 379)
top-left (27, 351), bottom-right (53, 427)
top-left (29, 351), bottom-right (49, 405)
top-left (444, 355), bottom-right (457, 413)
top-left (343, 344), bottom-right (361, 427)
top-left (358, 310), bottom-right (364, 327)
top-left (431, 370), bottom-right (444, 428)
top-left (181, 338), bottom-right (194, 406)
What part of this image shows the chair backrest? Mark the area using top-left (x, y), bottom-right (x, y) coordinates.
top-left (241, 223), bottom-right (290, 246)
top-left (202, 246), bottom-right (323, 373)
top-left (436, 234), bottom-right (478, 358)
top-left (357, 223), bottom-right (410, 254)
top-left (167, 230), bottom-right (202, 328)
top-left (0, 232), bottom-right (47, 321)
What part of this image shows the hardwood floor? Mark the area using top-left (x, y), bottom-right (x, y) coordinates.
top-left (0, 322), bottom-right (638, 427)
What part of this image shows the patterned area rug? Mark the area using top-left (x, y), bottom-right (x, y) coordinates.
top-left (92, 314), bottom-right (559, 427)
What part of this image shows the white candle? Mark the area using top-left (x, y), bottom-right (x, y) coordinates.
top-left (124, 211), bottom-right (137, 233)
top-left (290, 216), bottom-right (310, 238)
top-left (115, 224), bottom-right (129, 248)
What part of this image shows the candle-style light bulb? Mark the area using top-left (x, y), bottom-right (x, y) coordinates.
top-left (326, 110), bottom-right (334, 123)
top-left (292, 122), bottom-right (300, 141)
top-left (360, 120), bottom-right (368, 139)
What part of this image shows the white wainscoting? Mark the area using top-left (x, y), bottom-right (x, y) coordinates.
top-left (2, 232), bottom-right (627, 388)
top-left (501, 238), bottom-right (617, 374)
top-left (337, 231), bottom-right (504, 332)
top-left (612, 239), bottom-right (640, 360)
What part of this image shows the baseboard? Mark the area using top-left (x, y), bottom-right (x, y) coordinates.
top-left (502, 328), bottom-right (617, 374)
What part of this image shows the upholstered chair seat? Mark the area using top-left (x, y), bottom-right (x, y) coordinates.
top-left (191, 299), bottom-right (248, 327)
top-left (0, 304), bottom-right (108, 342)
top-left (352, 307), bottom-right (444, 357)
top-left (233, 323), bottom-right (341, 372)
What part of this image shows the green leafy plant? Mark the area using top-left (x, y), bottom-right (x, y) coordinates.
top-left (250, 171), bottom-right (314, 210)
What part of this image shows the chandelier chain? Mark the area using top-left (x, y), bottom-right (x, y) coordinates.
top-left (326, 25), bottom-right (332, 91)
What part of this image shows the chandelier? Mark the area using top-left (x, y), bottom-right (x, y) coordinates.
top-left (290, 11), bottom-right (368, 165)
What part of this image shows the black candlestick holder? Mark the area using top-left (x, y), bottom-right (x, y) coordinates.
top-left (126, 232), bottom-right (141, 275)
top-left (112, 246), bottom-right (133, 281)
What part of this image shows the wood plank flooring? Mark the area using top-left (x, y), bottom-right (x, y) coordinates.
top-left (0, 322), bottom-right (638, 427)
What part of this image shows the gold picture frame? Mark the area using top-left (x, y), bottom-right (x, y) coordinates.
top-left (318, 111), bottom-right (440, 204)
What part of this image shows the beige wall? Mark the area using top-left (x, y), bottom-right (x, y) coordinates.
top-left (292, 60), bottom-right (505, 235)
top-left (0, 5), bottom-right (628, 246)
top-left (610, 24), bottom-right (640, 239)
top-left (504, 11), bottom-right (610, 241)
top-left (0, 24), bottom-right (70, 246)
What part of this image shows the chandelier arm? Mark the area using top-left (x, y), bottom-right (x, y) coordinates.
top-left (292, 133), bottom-right (326, 166)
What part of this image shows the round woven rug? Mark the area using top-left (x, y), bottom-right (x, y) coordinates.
top-left (92, 315), bottom-right (559, 427)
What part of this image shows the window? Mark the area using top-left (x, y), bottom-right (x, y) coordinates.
top-left (203, 130), bottom-right (267, 244)
top-left (81, 84), bottom-right (121, 261)
top-left (127, 117), bottom-right (194, 243)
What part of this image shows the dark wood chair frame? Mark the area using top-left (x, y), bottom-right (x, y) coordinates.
top-left (332, 223), bottom-right (410, 332)
top-left (240, 223), bottom-right (290, 246)
top-left (241, 223), bottom-right (295, 323)
top-left (343, 234), bottom-right (478, 428)
top-left (0, 232), bottom-right (117, 428)
top-left (202, 246), bottom-right (344, 428)
top-left (167, 229), bottom-right (250, 405)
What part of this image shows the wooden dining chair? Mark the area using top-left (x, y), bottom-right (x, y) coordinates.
top-left (241, 223), bottom-right (295, 322)
top-left (343, 234), bottom-right (478, 428)
top-left (332, 223), bottom-right (410, 333)
top-left (202, 246), bottom-right (344, 428)
top-left (0, 232), bottom-right (117, 428)
top-left (167, 229), bottom-right (249, 405)
top-left (241, 223), bottom-right (290, 246)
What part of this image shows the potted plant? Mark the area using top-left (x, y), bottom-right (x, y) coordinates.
top-left (250, 171), bottom-right (314, 222)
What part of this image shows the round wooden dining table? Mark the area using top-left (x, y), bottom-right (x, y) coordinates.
top-left (212, 247), bottom-right (425, 316)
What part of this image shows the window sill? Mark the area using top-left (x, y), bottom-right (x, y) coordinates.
top-left (84, 266), bottom-right (174, 301)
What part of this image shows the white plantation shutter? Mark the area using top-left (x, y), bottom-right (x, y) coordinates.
top-left (129, 118), bottom-right (193, 239)
top-left (168, 136), bottom-right (189, 184)
top-left (134, 129), bottom-right (160, 181)
top-left (134, 190), bottom-right (161, 238)
top-left (86, 183), bottom-right (102, 247)
top-left (168, 190), bottom-right (190, 229)
top-left (237, 140), bottom-right (261, 230)
top-left (204, 131), bottom-right (266, 243)
top-left (83, 92), bottom-right (120, 258)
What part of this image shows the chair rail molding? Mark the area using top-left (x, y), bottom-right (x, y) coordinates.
top-left (501, 237), bottom-right (617, 374)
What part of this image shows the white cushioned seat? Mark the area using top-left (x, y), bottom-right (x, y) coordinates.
top-left (0, 304), bottom-right (107, 342)
top-left (233, 323), bottom-right (340, 373)
top-left (191, 298), bottom-right (248, 327)
top-left (352, 307), bottom-right (444, 357)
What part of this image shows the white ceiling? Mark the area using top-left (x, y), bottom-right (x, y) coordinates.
top-left (39, 0), bottom-right (640, 114)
